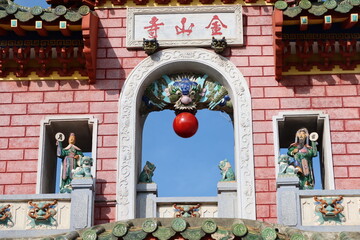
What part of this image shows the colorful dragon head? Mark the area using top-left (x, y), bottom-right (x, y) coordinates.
top-left (165, 76), bottom-right (206, 110)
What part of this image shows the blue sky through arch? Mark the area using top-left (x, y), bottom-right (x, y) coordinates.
top-left (15, 0), bottom-right (50, 8)
top-left (142, 109), bottom-right (235, 197)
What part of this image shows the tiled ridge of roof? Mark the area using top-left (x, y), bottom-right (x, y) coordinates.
top-left (275, 0), bottom-right (360, 17)
top-left (0, 1), bottom-right (91, 22)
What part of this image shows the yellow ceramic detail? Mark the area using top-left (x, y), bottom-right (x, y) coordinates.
top-left (0, 71), bottom-right (89, 81)
top-left (283, 65), bottom-right (360, 75)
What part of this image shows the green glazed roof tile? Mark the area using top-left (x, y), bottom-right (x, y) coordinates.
top-left (0, 10), bottom-right (8, 19)
top-left (275, 0), bottom-right (359, 17)
top-left (323, 0), bottom-right (337, 9)
top-left (335, 2), bottom-right (354, 13)
top-left (40, 12), bottom-right (59, 22)
top-left (64, 11), bottom-right (82, 22)
top-left (275, 0), bottom-right (288, 10)
top-left (299, 0), bottom-right (312, 10)
top-left (350, 0), bottom-right (360, 6)
top-left (14, 11), bottom-right (34, 22)
top-left (283, 6), bottom-right (302, 18)
top-left (0, 2), bottom-right (91, 23)
top-left (180, 228), bottom-right (206, 240)
top-left (308, 4), bottom-right (328, 16)
top-left (152, 227), bottom-right (176, 240)
top-left (123, 230), bottom-right (148, 240)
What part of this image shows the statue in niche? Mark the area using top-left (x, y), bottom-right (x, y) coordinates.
top-left (56, 132), bottom-right (84, 193)
top-left (73, 156), bottom-right (93, 178)
top-left (287, 128), bottom-right (318, 190)
top-left (138, 161), bottom-right (156, 183)
top-left (218, 159), bottom-right (235, 181)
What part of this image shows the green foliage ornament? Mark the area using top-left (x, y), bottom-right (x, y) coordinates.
top-left (142, 219), bottom-right (158, 233)
top-left (231, 223), bottom-right (248, 237)
top-left (112, 223), bottom-right (129, 237)
top-left (171, 218), bottom-right (187, 232)
top-left (261, 227), bottom-right (277, 240)
top-left (201, 219), bottom-right (217, 234)
top-left (152, 227), bottom-right (176, 240)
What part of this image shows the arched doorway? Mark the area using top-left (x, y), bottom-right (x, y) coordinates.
top-left (117, 48), bottom-right (255, 220)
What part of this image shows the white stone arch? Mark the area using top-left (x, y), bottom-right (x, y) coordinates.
top-left (117, 48), bottom-right (255, 220)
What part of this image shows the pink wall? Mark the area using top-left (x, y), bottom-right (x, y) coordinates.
top-left (0, 6), bottom-right (359, 225)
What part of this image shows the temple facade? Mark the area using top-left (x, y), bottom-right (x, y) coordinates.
top-left (0, 0), bottom-right (359, 238)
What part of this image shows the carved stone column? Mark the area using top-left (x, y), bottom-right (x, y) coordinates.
top-left (70, 178), bottom-right (95, 230)
top-left (276, 176), bottom-right (299, 227)
top-left (136, 183), bottom-right (158, 218)
top-left (217, 181), bottom-right (237, 218)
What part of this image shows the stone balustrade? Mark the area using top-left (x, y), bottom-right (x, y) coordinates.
top-left (136, 181), bottom-right (237, 219)
top-left (0, 178), bottom-right (95, 238)
top-left (277, 176), bottom-right (360, 232)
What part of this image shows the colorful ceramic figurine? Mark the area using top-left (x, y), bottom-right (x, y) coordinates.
top-left (287, 128), bottom-right (318, 189)
top-left (173, 204), bottom-right (201, 218)
top-left (138, 161), bottom-right (156, 183)
top-left (0, 204), bottom-right (11, 225)
top-left (56, 133), bottom-right (84, 193)
top-left (141, 74), bottom-right (232, 114)
top-left (314, 196), bottom-right (345, 224)
top-left (28, 200), bottom-right (57, 228)
top-left (278, 154), bottom-right (298, 175)
top-left (73, 156), bottom-right (93, 178)
top-left (218, 159), bottom-right (235, 181)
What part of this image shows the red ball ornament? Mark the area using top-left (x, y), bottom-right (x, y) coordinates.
top-left (173, 112), bottom-right (199, 138)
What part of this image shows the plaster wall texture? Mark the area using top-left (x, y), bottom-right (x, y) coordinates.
top-left (0, 5), bottom-right (359, 226)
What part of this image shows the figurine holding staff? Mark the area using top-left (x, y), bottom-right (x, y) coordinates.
top-left (287, 128), bottom-right (318, 189)
top-left (56, 132), bottom-right (83, 193)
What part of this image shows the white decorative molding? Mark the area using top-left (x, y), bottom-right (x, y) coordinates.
top-left (126, 6), bottom-right (243, 48)
top-left (117, 48), bottom-right (255, 220)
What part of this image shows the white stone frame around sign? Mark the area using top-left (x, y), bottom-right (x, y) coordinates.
top-left (116, 48), bottom-right (255, 221)
top-left (126, 5), bottom-right (243, 48)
